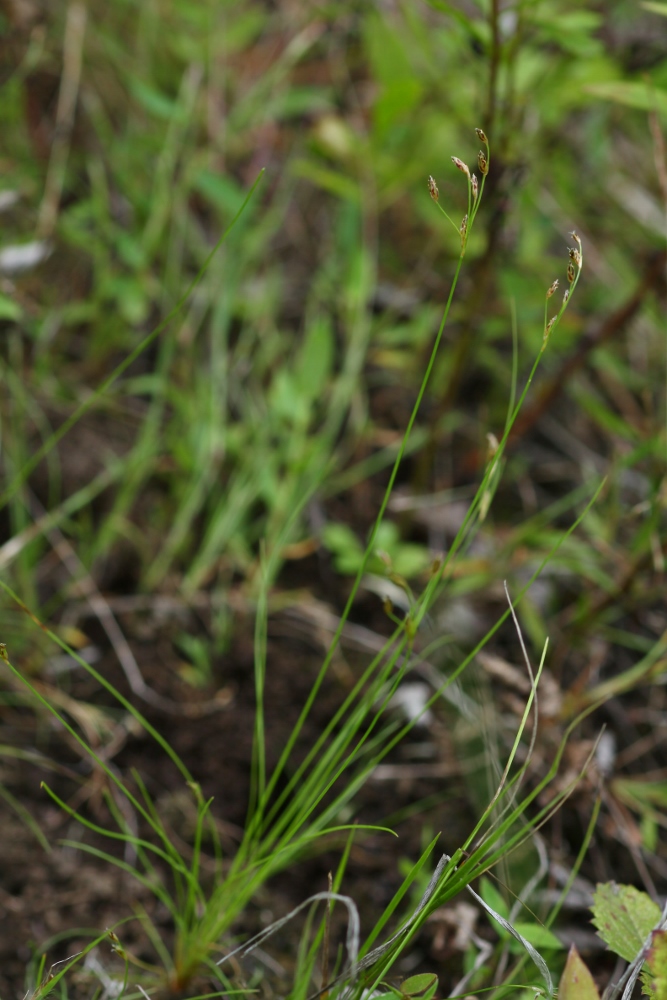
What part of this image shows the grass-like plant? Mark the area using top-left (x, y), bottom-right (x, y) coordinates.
top-left (0, 129), bottom-right (593, 1000)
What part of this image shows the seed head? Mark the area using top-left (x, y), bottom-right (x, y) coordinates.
top-left (563, 288), bottom-right (570, 305)
top-left (568, 247), bottom-right (582, 268)
top-left (570, 230), bottom-right (581, 246)
top-left (567, 261), bottom-right (575, 283)
top-left (547, 279), bottom-right (559, 298)
top-left (451, 156), bottom-right (471, 178)
top-left (543, 315), bottom-right (557, 346)
top-left (427, 175), bottom-right (439, 202)
top-left (478, 150), bottom-right (489, 176)
top-left (471, 173), bottom-right (478, 201)
top-left (460, 213), bottom-right (468, 242)
top-left (475, 127), bottom-right (489, 145)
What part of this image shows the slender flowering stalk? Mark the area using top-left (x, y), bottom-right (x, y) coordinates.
top-left (417, 221), bottom-right (583, 626)
top-left (460, 213), bottom-right (468, 250)
top-left (543, 236), bottom-right (584, 350)
top-left (260, 129), bottom-right (495, 843)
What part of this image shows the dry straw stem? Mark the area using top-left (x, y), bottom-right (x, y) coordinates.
top-left (37, 2), bottom-right (87, 239)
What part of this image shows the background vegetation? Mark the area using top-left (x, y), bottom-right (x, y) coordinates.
top-left (0, 0), bottom-right (666, 997)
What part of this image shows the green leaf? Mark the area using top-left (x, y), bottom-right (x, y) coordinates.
top-left (128, 77), bottom-right (183, 121)
top-left (642, 968), bottom-right (658, 1000)
top-left (585, 81), bottom-right (667, 115)
top-left (558, 945), bottom-right (601, 1000)
top-left (193, 171), bottom-right (246, 219)
top-left (296, 315), bottom-right (334, 401)
top-left (270, 86), bottom-right (333, 120)
top-left (648, 931), bottom-right (667, 1000)
top-left (321, 522), bottom-right (364, 574)
top-left (290, 159), bottom-right (361, 203)
top-left (400, 974), bottom-right (438, 996)
top-left (642, 2), bottom-right (667, 16)
top-left (391, 543), bottom-right (430, 580)
top-left (0, 293), bottom-right (21, 321)
top-left (513, 923), bottom-right (564, 951)
top-left (613, 778), bottom-right (667, 810)
top-left (479, 876), bottom-right (509, 925)
top-left (592, 883), bottom-right (661, 963)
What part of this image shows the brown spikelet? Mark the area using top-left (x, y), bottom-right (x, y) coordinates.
top-left (451, 156), bottom-right (471, 178)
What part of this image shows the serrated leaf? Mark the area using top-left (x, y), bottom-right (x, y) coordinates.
top-left (642, 967), bottom-right (657, 1000)
top-left (648, 931), bottom-right (667, 1000)
top-left (558, 945), bottom-right (601, 1000)
top-left (592, 883), bottom-right (661, 962)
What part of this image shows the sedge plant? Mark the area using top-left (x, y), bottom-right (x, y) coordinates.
top-left (0, 129), bottom-right (591, 998)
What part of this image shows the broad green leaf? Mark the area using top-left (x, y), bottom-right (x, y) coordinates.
top-left (480, 876), bottom-right (509, 924)
top-left (400, 973), bottom-right (438, 996)
top-left (592, 883), bottom-right (661, 963)
top-left (585, 81), bottom-right (667, 115)
top-left (0, 293), bottom-right (21, 321)
top-left (391, 543), bottom-right (430, 580)
top-left (321, 522), bottom-right (364, 575)
top-left (193, 171), bottom-right (246, 218)
top-left (648, 931), bottom-right (667, 1000)
top-left (128, 77), bottom-right (183, 121)
top-left (513, 923), bottom-right (564, 951)
top-left (613, 778), bottom-right (667, 810)
top-left (642, 2), bottom-right (667, 15)
top-left (296, 315), bottom-right (334, 401)
top-left (558, 945), bottom-right (601, 1000)
top-left (374, 79), bottom-right (424, 136)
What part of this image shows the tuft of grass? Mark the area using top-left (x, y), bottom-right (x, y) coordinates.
top-left (1, 1), bottom-right (666, 996)
top-left (1, 133), bottom-right (597, 1000)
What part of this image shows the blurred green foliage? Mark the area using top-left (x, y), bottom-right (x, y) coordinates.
top-left (0, 0), bottom-right (665, 687)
